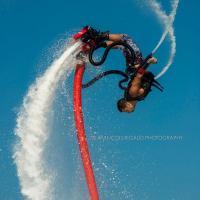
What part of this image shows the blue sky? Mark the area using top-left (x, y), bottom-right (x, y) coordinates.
top-left (0, 0), bottom-right (200, 199)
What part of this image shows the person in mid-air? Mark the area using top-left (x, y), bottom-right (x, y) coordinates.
top-left (101, 33), bottom-right (158, 113)
top-left (75, 26), bottom-right (162, 113)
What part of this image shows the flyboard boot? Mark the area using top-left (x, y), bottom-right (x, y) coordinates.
top-left (73, 26), bottom-right (109, 62)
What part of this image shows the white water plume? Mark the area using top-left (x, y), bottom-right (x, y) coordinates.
top-left (13, 40), bottom-right (82, 200)
top-left (148, 0), bottom-right (179, 79)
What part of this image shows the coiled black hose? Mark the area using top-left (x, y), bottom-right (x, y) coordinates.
top-left (82, 70), bottom-right (129, 90)
top-left (88, 41), bottom-right (136, 66)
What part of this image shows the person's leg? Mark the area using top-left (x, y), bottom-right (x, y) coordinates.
top-left (108, 34), bottom-right (124, 41)
top-left (105, 40), bottom-right (119, 49)
top-left (105, 34), bottom-right (125, 49)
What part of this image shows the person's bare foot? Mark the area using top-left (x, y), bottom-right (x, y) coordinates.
top-left (147, 57), bottom-right (157, 64)
top-left (134, 64), bottom-right (140, 68)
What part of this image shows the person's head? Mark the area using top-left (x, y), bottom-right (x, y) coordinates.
top-left (117, 98), bottom-right (136, 113)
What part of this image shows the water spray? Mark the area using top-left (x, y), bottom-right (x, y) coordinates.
top-left (13, 41), bottom-right (81, 200)
top-left (148, 0), bottom-right (179, 79)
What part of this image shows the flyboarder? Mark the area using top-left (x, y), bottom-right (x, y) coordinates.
top-left (101, 33), bottom-right (158, 112)
top-left (74, 26), bottom-right (163, 113)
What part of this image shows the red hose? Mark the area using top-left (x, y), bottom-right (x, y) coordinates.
top-left (73, 63), bottom-right (99, 200)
